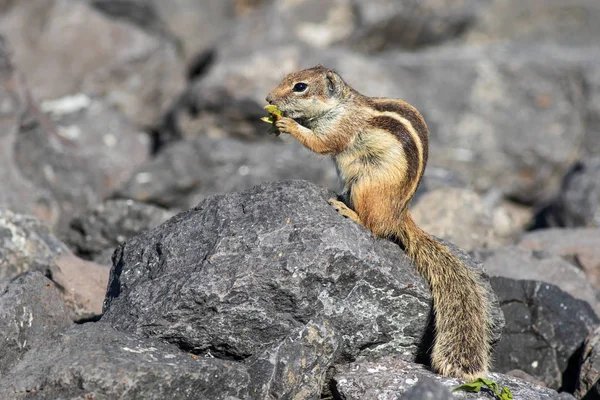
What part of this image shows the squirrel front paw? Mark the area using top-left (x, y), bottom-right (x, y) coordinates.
top-left (275, 117), bottom-right (298, 135)
top-left (328, 198), bottom-right (361, 224)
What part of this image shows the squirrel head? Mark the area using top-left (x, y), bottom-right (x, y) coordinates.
top-left (266, 64), bottom-right (348, 119)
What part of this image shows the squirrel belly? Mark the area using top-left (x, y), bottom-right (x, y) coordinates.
top-left (266, 64), bottom-right (491, 380)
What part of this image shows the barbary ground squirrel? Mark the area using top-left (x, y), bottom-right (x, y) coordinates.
top-left (266, 64), bottom-right (491, 380)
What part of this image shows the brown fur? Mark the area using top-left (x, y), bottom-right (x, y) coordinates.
top-left (266, 65), bottom-right (492, 380)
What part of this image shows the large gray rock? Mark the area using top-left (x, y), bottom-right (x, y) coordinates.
top-left (0, 36), bottom-right (99, 229)
top-left (519, 228), bottom-right (600, 287)
top-left (490, 277), bottom-right (599, 390)
top-left (116, 135), bottom-right (340, 209)
top-left (475, 246), bottom-right (600, 315)
top-left (40, 94), bottom-right (150, 198)
top-left (104, 180), bottom-right (503, 364)
top-left (0, 210), bottom-right (110, 320)
top-left (332, 357), bottom-right (561, 399)
top-left (0, 35), bottom-right (149, 230)
top-left (61, 199), bottom-right (173, 265)
top-left (0, 0), bottom-right (185, 127)
top-left (0, 272), bottom-right (72, 376)
top-left (0, 322), bottom-right (251, 400)
top-left (0, 210), bottom-right (69, 281)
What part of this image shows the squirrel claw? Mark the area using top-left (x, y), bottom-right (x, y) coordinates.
top-left (328, 198), bottom-right (361, 223)
top-left (275, 117), bottom-right (296, 135)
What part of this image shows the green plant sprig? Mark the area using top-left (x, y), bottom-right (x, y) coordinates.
top-left (452, 377), bottom-right (513, 400)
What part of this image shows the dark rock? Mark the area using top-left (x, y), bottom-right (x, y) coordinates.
top-left (535, 157), bottom-right (600, 228)
top-left (490, 277), bottom-right (599, 390)
top-left (103, 180), bottom-right (503, 364)
top-left (348, 0), bottom-right (492, 52)
top-left (61, 199), bottom-right (172, 265)
top-left (332, 357), bottom-right (560, 399)
top-left (0, 210), bottom-right (69, 281)
top-left (0, 272), bottom-right (72, 376)
top-left (153, 0), bottom-right (238, 63)
top-left (41, 95), bottom-right (150, 199)
top-left (0, 210), bottom-right (110, 319)
top-left (576, 326), bottom-right (600, 399)
top-left (519, 228), bottom-right (600, 287)
top-left (166, 82), bottom-right (283, 142)
top-left (0, 0), bottom-right (185, 127)
top-left (0, 322), bottom-right (251, 400)
top-left (247, 319), bottom-right (341, 399)
top-left (86, 0), bottom-right (172, 38)
top-left (115, 136), bottom-right (340, 209)
top-left (84, 0), bottom-right (241, 64)
top-left (475, 246), bottom-right (600, 315)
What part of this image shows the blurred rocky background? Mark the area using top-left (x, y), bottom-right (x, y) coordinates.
top-left (0, 0), bottom-right (599, 399)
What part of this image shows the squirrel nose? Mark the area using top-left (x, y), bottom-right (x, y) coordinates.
top-left (265, 93), bottom-right (273, 104)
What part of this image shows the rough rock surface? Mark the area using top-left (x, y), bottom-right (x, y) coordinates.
top-left (0, 322), bottom-right (251, 400)
top-left (332, 357), bottom-right (561, 399)
top-left (490, 277), bottom-right (599, 390)
top-left (0, 210), bottom-right (69, 281)
top-left (0, 210), bottom-right (110, 320)
top-left (62, 199), bottom-right (172, 265)
top-left (475, 246), bottom-right (600, 315)
top-left (576, 326), bottom-right (600, 399)
top-left (104, 180), bottom-right (503, 363)
top-left (0, 0), bottom-right (185, 127)
top-left (398, 379), bottom-right (453, 400)
top-left (519, 228), bottom-right (600, 287)
top-left (0, 272), bottom-right (72, 376)
top-left (116, 136), bottom-right (340, 209)
top-left (247, 318), bottom-right (341, 400)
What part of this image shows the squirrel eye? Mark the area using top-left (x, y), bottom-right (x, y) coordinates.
top-left (292, 82), bottom-right (308, 92)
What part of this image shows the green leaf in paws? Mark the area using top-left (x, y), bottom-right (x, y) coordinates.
top-left (261, 104), bottom-right (283, 136)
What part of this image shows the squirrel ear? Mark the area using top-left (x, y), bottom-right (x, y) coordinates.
top-left (325, 69), bottom-right (343, 97)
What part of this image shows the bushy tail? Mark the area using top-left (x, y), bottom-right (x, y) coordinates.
top-left (399, 213), bottom-right (491, 380)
